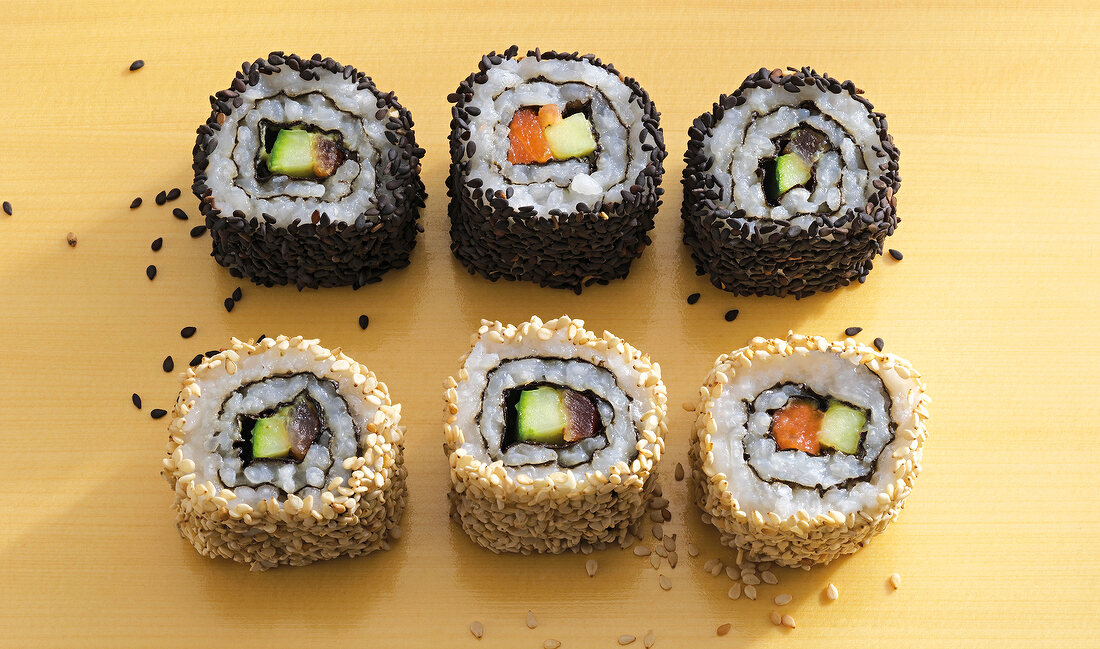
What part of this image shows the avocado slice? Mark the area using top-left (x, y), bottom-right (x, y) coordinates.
top-left (818, 400), bottom-right (866, 454)
top-left (775, 153), bottom-right (812, 195)
top-left (516, 386), bottom-right (567, 444)
top-left (544, 113), bottom-right (597, 160)
top-left (251, 405), bottom-right (293, 459)
top-left (268, 130), bottom-right (316, 178)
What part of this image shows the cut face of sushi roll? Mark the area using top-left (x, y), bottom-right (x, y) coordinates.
top-left (689, 333), bottom-right (928, 568)
top-left (193, 53), bottom-right (427, 289)
top-left (162, 335), bottom-right (406, 570)
top-left (682, 67), bottom-right (900, 298)
top-left (448, 46), bottom-right (666, 292)
top-left (444, 315), bottom-right (668, 553)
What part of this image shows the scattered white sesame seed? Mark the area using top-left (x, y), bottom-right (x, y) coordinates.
top-left (889, 573), bottom-right (901, 589)
top-left (774, 593), bottom-right (792, 606)
top-left (826, 583), bottom-right (839, 601)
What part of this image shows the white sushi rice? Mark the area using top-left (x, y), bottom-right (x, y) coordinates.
top-left (708, 349), bottom-right (912, 519)
top-left (463, 56), bottom-right (647, 216)
top-left (455, 332), bottom-right (650, 481)
top-left (704, 84), bottom-right (887, 232)
top-left (205, 66), bottom-right (393, 227)
top-left (180, 346), bottom-right (372, 508)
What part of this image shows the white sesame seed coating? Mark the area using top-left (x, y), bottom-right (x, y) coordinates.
top-left (444, 316), bottom-right (667, 553)
top-left (162, 335), bottom-right (407, 570)
top-left (689, 332), bottom-right (929, 568)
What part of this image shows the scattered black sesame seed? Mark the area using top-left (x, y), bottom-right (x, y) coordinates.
top-left (888, 249), bottom-right (903, 261)
top-left (146, 264), bottom-right (157, 280)
top-left (189, 354), bottom-right (203, 367)
top-left (166, 188), bottom-right (181, 202)
top-left (150, 408), bottom-right (167, 420)
top-left (129, 60), bottom-right (145, 72)
top-left (66, 232), bottom-right (78, 247)
top-left (724, 309), bottom-right (739, 322)
top-left (256, 333), bottom-right (266, 342)
top-left (844, 326), bottom-right (863, 337)
top-left (180, 326), bottom-right (196, 339)
top-left (224, 298), bottom-right (235, 312)
top-left (358, 315), bottom-right (370, 329)
top-left (204, 350), bottom-right (219, 358)
top-left (873, 337), bottom-right (885, 351)
top-left (132, 393), bottom-right (142, 409)
top-left (155, 191), bottom-right (167, 206)
top-left (189, 225), bottom-right (207, 238)
top-left (687, 293), bottom-right (701, 305)
top-left (162, 356), bottom-right (174, 372)
top-left (2, 201), bottom-right (11, 216)
top-left (129, 197), bottom-right (142, 209)
top-left (151, 237), bottom-right (163, 251)
top-left (232, 287), bottom-right (242, 301)
top-left (172, 208), bottom-right (188, 221)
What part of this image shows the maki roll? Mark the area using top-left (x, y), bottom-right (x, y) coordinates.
top-left (447, 46), bottom-right (666, 292)
top-left (444, 315), bottom-right (668, 552)
top-left (683, 67), bottom-right (900, 298)
top-left (689, 333), bottom-right (928, 567)
top-left (162, 335), bottom-right (406, 570)
top-left (193, 52), bottom-right (426, 289)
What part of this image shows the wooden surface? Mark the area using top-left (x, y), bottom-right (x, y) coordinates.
top-left (1, 1), bottom-right (1097, 646)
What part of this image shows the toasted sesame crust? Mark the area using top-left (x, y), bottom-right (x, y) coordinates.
top-left (162, 335), bottom-right (406, 570)
top-left (444, 315), bottom-right (668, 552)
top-left (689, 332), bottom-right (929, 568)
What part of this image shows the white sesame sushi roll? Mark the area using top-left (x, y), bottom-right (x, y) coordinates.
top-left (689, 333), bottom-right (928, 568)
top-left (193, 52), bottom-right (426, 289)
top-left (162, 335), bottom-right (406, 570)
top-left (444, 316), bottom-right (668, 553)
top-left (447, 46), bottom-right (666, 292)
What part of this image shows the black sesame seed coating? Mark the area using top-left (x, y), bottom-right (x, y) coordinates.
top-left (447, 47), bottom-right (666, 292)
top-left (192, 53), bottom-right (427, 290)
top-left (681, 67), bottom-right (901, 298)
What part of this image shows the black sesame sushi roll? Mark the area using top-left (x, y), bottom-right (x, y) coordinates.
top-left (193, 53), bottom-right (426, 289)
top-left (447, 46), bottom-right (666, 292)
top-left (444, 316), bottom-right (668, 553)
top-left (683, 68), bottom-right (900, 298)
top-left (689, 333), bottom-right (929, 567)
top-left (162, 335), bottom-right (407, 570)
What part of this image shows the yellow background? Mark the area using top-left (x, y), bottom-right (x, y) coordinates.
top-left (1, 1), bottom-right (1097, 646)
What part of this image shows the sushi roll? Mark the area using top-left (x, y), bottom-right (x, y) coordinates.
top-left (447, 46), bottom-right (666, 292)
top-left (162, 335), bottom-right (407, 570)
top-left (682, 67), bottom-right (900, 298)
top-left (689, 333), bottom-right (928, 567)
top-left (444, 315), bottom-right (668, 552)
top-left (192, 52), bottom-right (427, 289)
